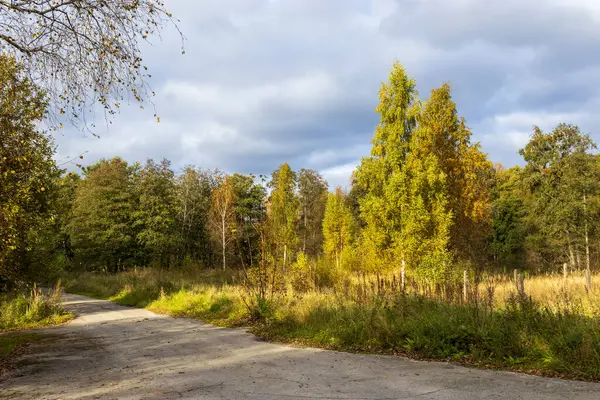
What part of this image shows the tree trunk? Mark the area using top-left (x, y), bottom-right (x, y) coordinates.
top-left (283, 244), bottom-right (287, 274)
top-left (303, 210), bottom-right (307, 254)
top-left (568, 240), bottom-right (576, 272)
top-left (222, 216), bottom-right (226, 271)
top-left (246, 228), bottom-right (253, 268)
top-left (584, 192), bottom-right (591, 281)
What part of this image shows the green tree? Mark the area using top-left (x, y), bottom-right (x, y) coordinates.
top-left (134, 158), bottom-right (180, 268)
top-left (69, 157), bottom-right (137, 272)
top-left (489, 165), bottom-right (526, 272)
top-left (0, 54), bottom-right (57, 289)
top-left (26, 171), bottom-right (81, 279)
top-left (298, 169), bottom-right (328, 258)
top-left (393, 136), bottom-right (453, 280)
top-left (230, 173), bottom-right (267, 268)
top-left (520, 124), bottom-right (600, 273)
top-left (176, 166), bottom-right (215, 265)
top-left (268, 163), bottom-right (299, 273)
top-left (354, 61), bottom-right (419, 272)
top-left (323, 187), bottom-right (355, 270)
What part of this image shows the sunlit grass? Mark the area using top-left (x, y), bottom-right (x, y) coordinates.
top-left (0, 283), bottom-right (73, 332)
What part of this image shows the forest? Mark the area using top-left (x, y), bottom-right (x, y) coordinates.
top-left (4, 61), bottom-right (600, 287)
top-left (3, 57), bottom-right (600, 380)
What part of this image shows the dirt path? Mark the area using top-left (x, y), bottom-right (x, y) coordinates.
top-left (1, 293), bottom-right (598, 399)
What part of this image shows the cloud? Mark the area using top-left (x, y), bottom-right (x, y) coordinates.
top-left (53, 0), bottom-right (600, 190)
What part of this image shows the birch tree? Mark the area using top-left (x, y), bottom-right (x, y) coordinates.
top-left (210, 175), bottom-right (237, 271)
top-left (0, 0), bottom-right (182, 129)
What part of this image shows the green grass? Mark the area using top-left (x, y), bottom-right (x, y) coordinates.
top-left (0, 284), bottom-right (73, 332)
top-left (65, 269), bottom-right (600, 381)
top-left (254, 294), bottom-right (600, 380)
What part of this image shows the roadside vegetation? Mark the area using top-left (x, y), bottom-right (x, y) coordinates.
top-left (0, 284), bottom-right (72, 365)
top-left (0, 284), bottom-right (72, 332)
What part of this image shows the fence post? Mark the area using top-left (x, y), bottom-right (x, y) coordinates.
top-left (463, 270), bottom-right (468, 303)
top-left (519, 271), bottom-right (525, 296)
top-left (563, 262), bottom-right (568, 287)
top-left (586, 268), bottom-right (592, 293)
top-left (513, 269), bottom-right (519, 292)
top-left (401, 259), bottom-right (406, 293)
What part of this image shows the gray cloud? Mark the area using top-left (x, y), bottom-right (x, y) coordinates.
top-left (53, 0), bottom-right (600, 188)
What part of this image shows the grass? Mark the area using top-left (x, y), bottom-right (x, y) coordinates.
top-left (0, 283), bottom-right (73, 332)
top-left (64, 268), bottom-right (600, 381)
top-left (0, 284), bottom-right (72, 371)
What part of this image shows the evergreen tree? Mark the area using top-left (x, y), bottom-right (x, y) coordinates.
top-left (69, 157), bottom-right (137, 272)
top-left (134, 158), bottom-right (180, 268)
top-left (230, 173), bottom-right (267, 268)
top-left (298, 169), bottom-right (328, 258)
top-left (489, 165), bottom-right (526, 272)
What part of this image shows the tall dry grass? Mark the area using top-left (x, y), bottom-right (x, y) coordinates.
top-left (0, 282), bottom-right (72, 331)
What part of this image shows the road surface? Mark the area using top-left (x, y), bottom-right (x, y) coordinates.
top-left (1, 293), bottom-right (598, 399)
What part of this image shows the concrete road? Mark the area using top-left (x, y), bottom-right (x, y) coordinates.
top-left (1, 293), bottom-right (598, 400)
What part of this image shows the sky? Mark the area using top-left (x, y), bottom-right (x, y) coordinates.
top-left (52, 0), bottom-right (600, 191)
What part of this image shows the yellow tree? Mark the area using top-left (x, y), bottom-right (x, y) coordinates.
top-left (417, 83), bottom-right (493, 269)
top-left (323, 187), bottom-right (355, 270)
top-left (210, 175), bottom-right (237, 271)
top-left (268, 163), bottom-right (299, 273)
top-left (354, 61), bottom-right (419, 272)
top-left (394, 83), bottom-right (493, 280)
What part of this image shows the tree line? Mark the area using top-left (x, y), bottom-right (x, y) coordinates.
top-left (3, 59), bottom-right (600, 291)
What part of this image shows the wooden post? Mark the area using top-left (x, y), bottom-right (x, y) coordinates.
top-left (586, 268), bottom-right (592, 293)
top-left (563, 263), bottom-right (568, 287)
top-left (463, 270), bottom-right (468, 303)
top-left (519, 272), bottom-right (525, 296)
top-left (401, 260), bottom-right (406, 293)
top-left (513, 269), bottom-right (519, 292)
